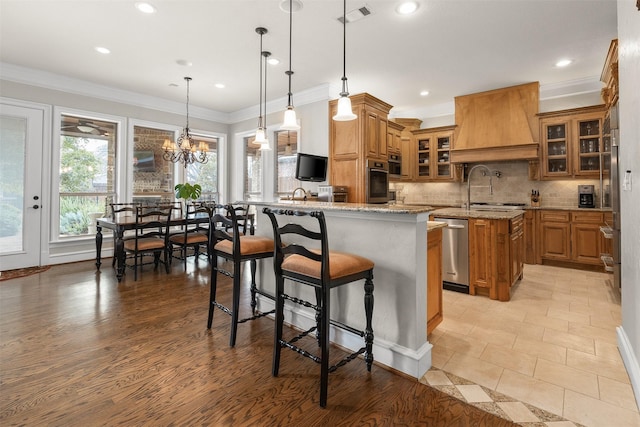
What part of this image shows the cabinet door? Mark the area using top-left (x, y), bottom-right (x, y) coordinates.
top-left (523, 210), bottom-right (536, 264)
top-left (571, 223), bottom-right (602, 264)
top-left (400, 135), bottom-right (413, 180)
top-left (510, 217), bottom-right (524, 284)
top-left (574, 116), bottom-right (602, 177)
top-left (365, 111), bottom-right (379, 158)
top-left (541, 119), bottom-right (571, 178)
top-left (378, 117), bottom-right (388, 158)
top-left (427, 228), bottom-right (443, 335)
top-left (540, 221), bottom-right (571, 260)
top-left (469, 218), bottom-right (492, 294)
top-left (416, 137), bottom-right (431, 180)
top-left (434, 134), bottom-right (452, 180)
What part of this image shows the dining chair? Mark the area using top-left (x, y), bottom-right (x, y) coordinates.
top-left (169, 202), bottom-right (213, 270)
top-left (109, 202), bottom-right (141, 267)
top-left (123, 205), bottom-right (173, 281)
top-left (262, 207), bottom-right (375, 408)
top-left (207, 204), bottom-right (275, 347)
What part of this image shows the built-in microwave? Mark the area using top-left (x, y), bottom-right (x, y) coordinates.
top-left (388, 154), bottom-right (401, 177)
top-left (366, 159), bottom-right (389, 204)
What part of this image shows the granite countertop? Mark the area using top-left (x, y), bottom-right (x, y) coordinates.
top-left (526, 206), bottom-right (612, 212)
top-left (427, 221), bottom-right (448, 231)
top-left (248, 200), bottom-right (434, 214)
top-left (431, 207), bottom-right (525, 220)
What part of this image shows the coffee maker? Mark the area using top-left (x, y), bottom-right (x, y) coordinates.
top-left (578, 185), bottom-right (595, 208)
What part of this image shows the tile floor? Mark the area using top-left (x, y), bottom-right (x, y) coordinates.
top-left (423, 263), bottom-right (640, 427)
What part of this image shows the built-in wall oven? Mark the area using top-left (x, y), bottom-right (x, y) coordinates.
top-left (366, 159), bottom-right (389, 204)
top-left (388, 154), bottom-right (401, 177)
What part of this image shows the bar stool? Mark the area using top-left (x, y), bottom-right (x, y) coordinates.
top-left (262, 207), bottom-right (375, 408)
top-left (207, 204), bottom-right (275, 347)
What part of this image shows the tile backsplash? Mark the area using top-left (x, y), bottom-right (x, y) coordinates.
top-left (391, 161), bottom-right (602, 208)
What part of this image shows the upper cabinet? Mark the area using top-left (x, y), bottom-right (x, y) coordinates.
top-left (600, 39), bottom-right (618, 109)
top-left (539, 106), bottom-right (606, 179)
top-left (387, 120), bottom-right (403, 155)
top-left (451, 82), bottom-right (540, 164)
top-left (412, 126), bottom-right (457, 182)
top-left (393, 118), bottom-right (422, 181)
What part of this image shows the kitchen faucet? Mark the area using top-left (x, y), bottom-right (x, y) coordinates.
top-left (466, 164), bottom-right (499, 210)
top-left (291, 187), bottom-right (308, 201)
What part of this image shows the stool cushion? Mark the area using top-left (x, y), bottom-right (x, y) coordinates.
top-left (214, 235), bottom-right (274, 256)
top-left (282, 250), bottom-right (374, 280)
top-left (124, 237), bottom-right (166, 251)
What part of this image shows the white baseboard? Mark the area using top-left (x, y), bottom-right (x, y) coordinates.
top-left (617, 326), bottom-right (640, 411)
top-left (258, 297), bottom-right (432, 379)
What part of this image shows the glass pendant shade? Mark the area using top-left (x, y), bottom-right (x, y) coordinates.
top-left (255, 127), bottom-right (266, 143)
top-left (281, 107), bottom-right (300, 130)
top-left (333, 95), bottom-right (357, 121)
top-left (259, 138), bottom-right (271, 151)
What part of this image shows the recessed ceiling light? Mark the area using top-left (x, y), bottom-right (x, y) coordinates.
top-left (176, 59), bottom-right (193, 67)
top-left (215, 83), bottom-right (225, 89)
top-left (135, 2), bottom-right (156, 14)
top-left (95, 46), bottom-right (110, 54)
top-left (396, 1), bottom-right (419, 15)
top-left (420, 90), bottom-right (429, 96)
top-left (279, 0), bottom-right (304, 13)
top-left (268, 57), bottom-right (280, 66)
top-left (555, 59), bottom-right (572, 67)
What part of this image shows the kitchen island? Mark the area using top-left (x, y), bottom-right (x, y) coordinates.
top-left (248, 200), bottom-right (435, 379)
top-left (432, 207), bottom-right (525, 301)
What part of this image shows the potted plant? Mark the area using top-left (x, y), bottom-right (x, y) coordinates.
top-left (174, 183), bottom-right (202, 204)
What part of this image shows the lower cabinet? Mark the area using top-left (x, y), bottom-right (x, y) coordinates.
top-left (538, 209), bottom-right (607, 268)
top-left (469, 215), bottom-right (524, 302)
top-left (427, 227), bottom-right (443, 335)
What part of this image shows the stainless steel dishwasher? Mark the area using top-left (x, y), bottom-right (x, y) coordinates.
top-left (433, 217), bottom-right (469, 293)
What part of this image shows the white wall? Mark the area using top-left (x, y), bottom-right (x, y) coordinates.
top-left (616, 0), bottom-right (640, 410)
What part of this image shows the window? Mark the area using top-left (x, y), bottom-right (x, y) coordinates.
top-left (58, 115), bottom-right (117, 237)
top-left (132, 125), bottom-right (175, 206)
top-left (186, 133), bottom-right (219, 202)
top-left (275, 130), bottom-right (299, 196)
top-left (244, 136), bottom-right (263, 200)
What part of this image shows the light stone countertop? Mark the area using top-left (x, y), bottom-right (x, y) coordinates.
top-left (248, 200), bottom-right (434, 214)
top-left (431, 207), bottom-right (525, 220)
top-left (427, 221), bottom-right (448, 231)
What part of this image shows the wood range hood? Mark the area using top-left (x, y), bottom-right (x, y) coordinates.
top-left (450, 82), bottom-right (540, 164)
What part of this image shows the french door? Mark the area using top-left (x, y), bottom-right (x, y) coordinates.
top-left (0, 102), bottom-right (45, 270)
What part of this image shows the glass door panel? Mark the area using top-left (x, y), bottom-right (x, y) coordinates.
top-left (417, 138), bottom-right (430, 177)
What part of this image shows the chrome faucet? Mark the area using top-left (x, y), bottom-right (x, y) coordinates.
top-left (291, 187), bottom-right (307, 201)
top-left (467, 164), bottom-right (495, 210)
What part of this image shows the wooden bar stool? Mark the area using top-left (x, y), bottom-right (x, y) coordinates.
top-left (207, 204), bottom-right (275, 347)
top-left (263, 207), bottom-right (375, 408)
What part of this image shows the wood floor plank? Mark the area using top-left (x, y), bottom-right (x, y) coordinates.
top-left (1, 259), bottom-right (516, 426)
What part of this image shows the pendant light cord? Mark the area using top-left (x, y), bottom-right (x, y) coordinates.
top-left (259, 31), bottom-right (264, 127)
top-left (340, 0), bottom-right (348, 96)
top-left (264, 51), bottom-right (269, 127)
top-left (286, 0), bottom-right (294, 107)
top-left (185, 77), bottom-right (191, 131)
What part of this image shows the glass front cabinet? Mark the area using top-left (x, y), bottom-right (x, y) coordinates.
top-left (412, 126), bottom-right (455, 181)
top-left (539, 106), bottom-right (605, 179)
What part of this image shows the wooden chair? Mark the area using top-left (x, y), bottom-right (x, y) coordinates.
top-left (123, 205), bottom-right (173, 281)
top-left (169, 202), bottom-right (213, 269)
top-left (262, 207), bottom-right (375, 408)
top-left (109, 202), bottom-right (141, 267)
top-left (207, 204), bottom-right (275, 347)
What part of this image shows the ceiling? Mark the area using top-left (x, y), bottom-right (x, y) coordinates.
top-left (0, 0), bottom-right (618, 120)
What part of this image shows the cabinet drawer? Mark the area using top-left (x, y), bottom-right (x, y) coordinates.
top-left (540, 211), bottom-right (570, 222)
top-left (571, 211), bottom-right (603, 223)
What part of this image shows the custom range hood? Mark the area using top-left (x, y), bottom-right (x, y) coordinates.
top-left (450, 82), bottom-right (540, 163)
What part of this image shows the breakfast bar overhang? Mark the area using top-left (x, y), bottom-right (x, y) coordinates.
top-left (249, 201), bottom-right (434, 379)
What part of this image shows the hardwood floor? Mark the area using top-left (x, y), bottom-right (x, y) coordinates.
top-left (0, 259), bottom-right (516, 426)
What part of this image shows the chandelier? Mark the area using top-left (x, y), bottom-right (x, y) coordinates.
top-left (162, 77), bottom-right (209, 167)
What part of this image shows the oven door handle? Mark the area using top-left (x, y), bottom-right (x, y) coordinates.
top-left (370, 168), bottom-right (388, 173)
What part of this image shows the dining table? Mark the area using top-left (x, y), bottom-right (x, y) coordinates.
top-left (95, 211), bottom-right (255, 282)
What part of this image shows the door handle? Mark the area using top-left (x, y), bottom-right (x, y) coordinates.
top-left (447, 224), bottom-right (466, 229)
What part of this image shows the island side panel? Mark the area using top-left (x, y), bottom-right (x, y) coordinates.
top-left (253, 207), bottom-right (431, 379)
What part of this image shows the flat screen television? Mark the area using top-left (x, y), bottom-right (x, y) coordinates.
top-left (295, 153), bottom-right (328, 182)
top-left (133, 150), bottom-right (155, 172)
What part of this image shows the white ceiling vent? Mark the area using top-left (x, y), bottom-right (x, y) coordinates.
top-left (337, 4), bottom-right (372, 23)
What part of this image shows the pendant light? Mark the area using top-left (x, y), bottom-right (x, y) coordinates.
top-left (259, 49), bottom-right (272, 151)
top-left (280, 0), bottom-right (300, 131)
top-left (333, 0), bottom-right (357, 121)
top-left (162, 77), bottom-right (209, 167)
top-left (255, 27), bottom-right (267, 144)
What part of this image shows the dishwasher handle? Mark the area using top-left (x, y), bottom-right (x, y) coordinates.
top-left (446, 224), bottom-right (466, 229)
